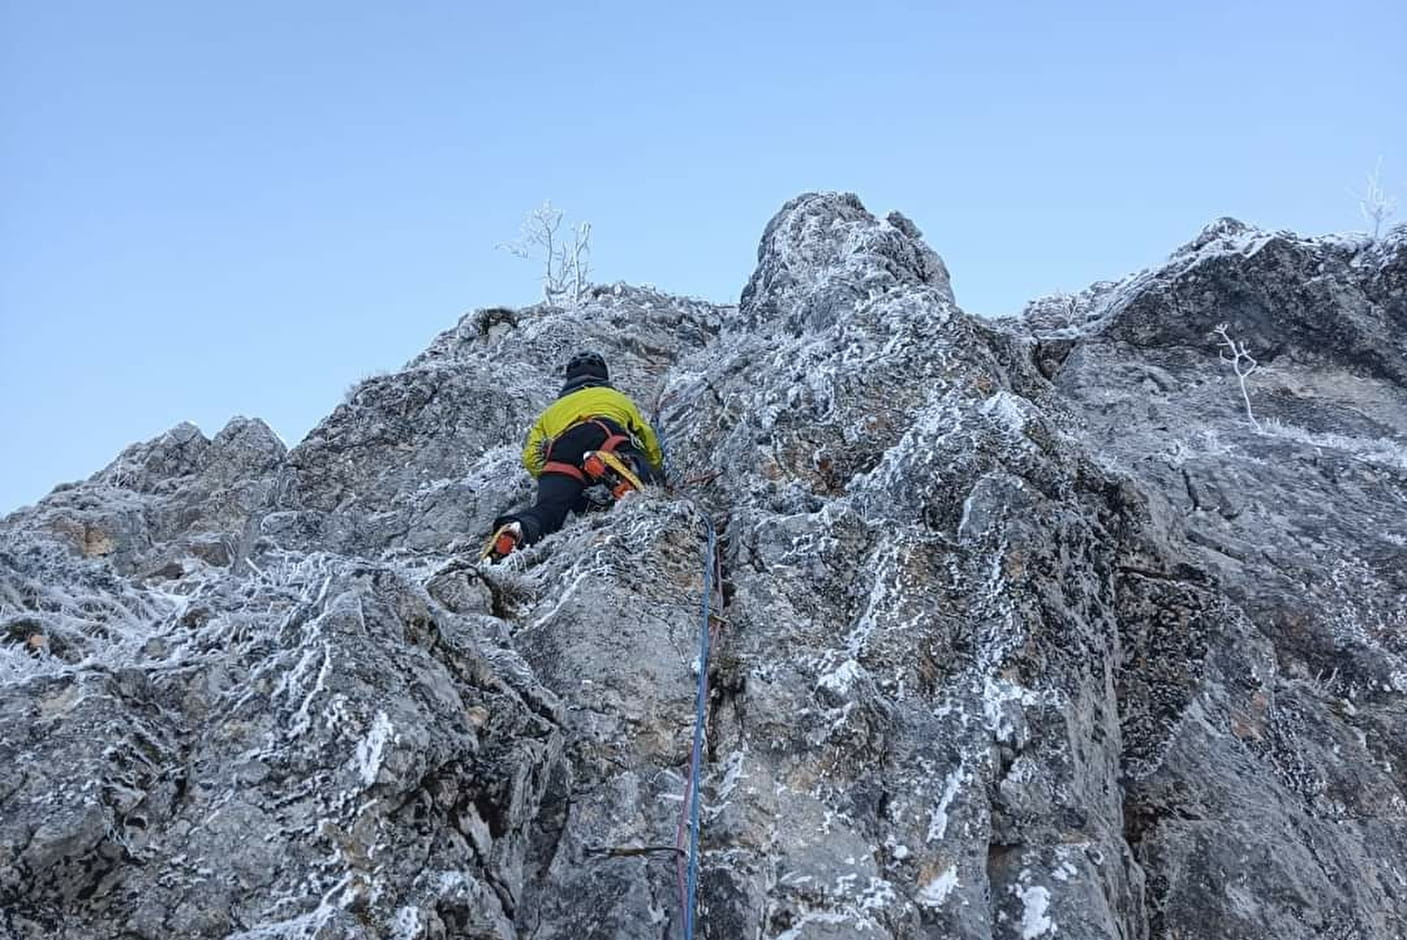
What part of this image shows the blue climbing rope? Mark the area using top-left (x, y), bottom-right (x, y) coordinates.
top-left (680, 512), bottom-right (718, 940)
top-left (653, 387), bottom-right (721, 936)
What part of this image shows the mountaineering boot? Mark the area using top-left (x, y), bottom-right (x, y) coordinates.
top-left (480, 521), bottom-right (522, 563)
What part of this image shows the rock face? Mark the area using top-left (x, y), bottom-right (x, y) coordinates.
top-left (1, 195), bottom-right (1404, 939)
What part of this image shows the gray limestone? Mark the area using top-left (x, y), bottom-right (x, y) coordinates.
top-left (1, 195), bottom-right (1403, 939)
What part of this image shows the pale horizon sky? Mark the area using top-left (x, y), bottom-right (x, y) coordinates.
top-left (2, 0), bottom-right (1404, 513)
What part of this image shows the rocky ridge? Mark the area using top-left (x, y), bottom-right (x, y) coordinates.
top-left (1, 193), bottom-right (1404, 939)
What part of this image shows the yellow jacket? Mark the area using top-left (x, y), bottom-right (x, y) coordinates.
top-left (521, 386), bottom-right (664, 477)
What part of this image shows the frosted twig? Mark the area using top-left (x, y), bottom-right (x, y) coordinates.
top-left (1212, 323), bottom-right (1261, 430)
top-left (1352, 157), bottom-right (1397, 240)
top-left (569, 221), bottom-right (591, 301)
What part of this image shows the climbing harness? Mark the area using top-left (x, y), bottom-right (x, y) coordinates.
top-left (541, 418), bottom-right (634, 482)
top-left (673, 511), bottom-right (724, 940)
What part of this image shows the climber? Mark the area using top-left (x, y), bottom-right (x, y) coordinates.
top-left (482, 351), bottom-right (664, 561)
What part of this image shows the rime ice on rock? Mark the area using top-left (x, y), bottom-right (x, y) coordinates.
top-left (1, 194), bottom-right (1405, 938)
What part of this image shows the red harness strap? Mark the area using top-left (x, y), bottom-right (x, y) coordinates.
top-left (586, 418), bottom-right (630, 455)
top-left (540, 418), bottom-right (631, 483)
top-left (541, 460), bottom-right (587, 482)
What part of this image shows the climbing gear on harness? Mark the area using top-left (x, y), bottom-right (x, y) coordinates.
top-left (583, 448), bottom-right (646, 499)
top-left (479, 521), bottom-right (522, 563)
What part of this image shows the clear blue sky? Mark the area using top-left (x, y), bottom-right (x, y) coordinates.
top-left (2, 0), bottom-right (1403, 513)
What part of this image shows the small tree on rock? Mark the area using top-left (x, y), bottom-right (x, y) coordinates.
top-left (1212, 323), bottom-right (1261, 430)
top-left (1352, 158), bottom-right (1397, 239)
top-left (499, 200), bottom-right (592, 304)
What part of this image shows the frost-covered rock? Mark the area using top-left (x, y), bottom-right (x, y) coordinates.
top-left (1, 195), bottom-right (1404, 939)
top-left (1012, 218), bottom-right (1407, 940)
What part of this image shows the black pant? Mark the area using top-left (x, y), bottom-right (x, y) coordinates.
top-left (496, 420), bottom-right (657, 546)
